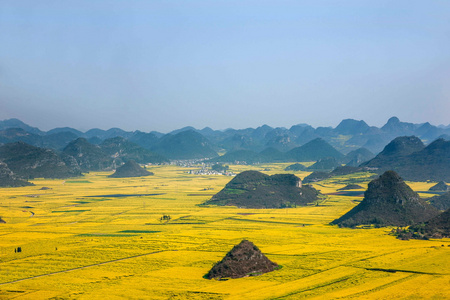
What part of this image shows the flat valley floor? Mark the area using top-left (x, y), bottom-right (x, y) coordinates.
top-left (0, 164), bottom-right (449, 299)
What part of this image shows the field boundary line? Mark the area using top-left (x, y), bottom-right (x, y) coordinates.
top-left (0, 250), bottom-right (169, 286)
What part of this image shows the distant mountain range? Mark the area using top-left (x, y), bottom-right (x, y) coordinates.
top-left (1, 117), bottom-right (449, 156)
top-left (0, 117), bottom-right (449, 181)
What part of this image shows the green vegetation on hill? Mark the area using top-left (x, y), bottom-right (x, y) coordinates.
top-left (361, 137), bottom-right (450, 182)
top-left (100, 136), bottom-right (168, 164)
top-left (203, 170), bottom-right (320, 208)
top-left (108, 160), bottom-right (154, 178)
top-left (337, 184), bottom-right (364, 190)
top-left (210, 150), bottom-right (263, 164)
top-left (0, 142), bottom-right (81, 179)
top-left (429, 181), bottom-right (449, 192)
top-left (307, 157), bottom-right (340, 171)
top-left (151, 130), bottom-right (218, 160)
top-left (343, 147), bottom-right (374, 166)
top-left (331, 171), bottom-right (439, 228)
top-left (287, 138), bottom-right (344, 162)
top-left (303, 166), bottom-right (364, 183)
top-left (0, 161), bottom-right (34, 187)
top-left (428, 192), bottom-right (450, 211)
top-left (63, 138), bottom-right (113, 172)
top-left (284, 163), bottom-right (307, 171)
top-left (395, 209), bottom-right (450, 240)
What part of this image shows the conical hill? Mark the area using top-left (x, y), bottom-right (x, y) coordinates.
top-left (205, 240), bottom-right (278, 279)
top-left (203, 170), bottom-right (319, 208)
top-left (331, 171), bottom-right (439, 227)
top-left (428, 192), bottom-right (450, 211)
top-left (108, 160), bottom-right (153, 178)
top-left (429, 181), bottom-right (449, 192)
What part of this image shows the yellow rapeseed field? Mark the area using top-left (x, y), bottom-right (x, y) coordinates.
top-left (0, 164), bottom-right (448, 299)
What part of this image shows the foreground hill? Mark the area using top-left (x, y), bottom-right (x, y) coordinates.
top-left (331, 171), bottom-right (439, 228)
top-left (151, 130), bottom-right (218, 160)
top-left (396, 209), bottom-right (450, 240)
top-left (361, 137), bottom-right (450, 182)
top-left (108, 160), bottom-right (154, 178)
top-left (0, 161), bottom-right (34, 187)
top-left (203, 171), bottom-right (320, 208)
top-left (205, 240), bottom-right (278, 279)
top-left (0, 142), bottom-right (81, 179)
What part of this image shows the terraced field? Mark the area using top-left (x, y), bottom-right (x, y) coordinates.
top-left (0, 164), bottom-right (448, 299)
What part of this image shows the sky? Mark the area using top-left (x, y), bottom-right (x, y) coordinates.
top-left (1, 1), bottom-right (449, 133)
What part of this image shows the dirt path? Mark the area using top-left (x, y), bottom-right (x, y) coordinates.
top-left (0, 250), bottom-right (167, 286)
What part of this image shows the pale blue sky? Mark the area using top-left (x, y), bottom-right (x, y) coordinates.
top-left (1, 1), bottom-right (449, 132)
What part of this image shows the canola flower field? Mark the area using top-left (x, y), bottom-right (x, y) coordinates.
top-left (0, 164), bottom-right (448, 299)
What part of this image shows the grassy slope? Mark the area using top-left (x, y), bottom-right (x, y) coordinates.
top-left (0, 164), bottom-right (448, 299)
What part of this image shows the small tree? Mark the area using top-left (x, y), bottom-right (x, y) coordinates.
top-left (160, 215), bottom-right (171, 222)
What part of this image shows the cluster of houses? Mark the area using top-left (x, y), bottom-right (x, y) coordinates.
top-left (187, 168), bottom-right (236, 176)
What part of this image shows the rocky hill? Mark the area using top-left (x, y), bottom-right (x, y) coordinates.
top-left (334, 119), bottom-right (370, 135)
top-left (361, 137), bottom-right (450, 182)
top-left (429, 181), bottom-right (449, 192)
top-left (285, 163), bottom-right (307, 171)
top-left (108, 160), bottom-right (154, 178)
top-left (331, 171), bottom-right (439, 227)
top-left (205, 240), bottom-right (278, 279)
top-left (287, 138), bottom-right (344, 162)
top-left (151, 130), bottom-right (218, 160)
top-left (100, 137), bottom-right (168, 164)
top-left (428, 192), bottom-right (450, 211)
top-left (63, 138), bottom-right (114, 172)
top-left (203, 171), bottom-right (319, 208)
top-left (0, 161), bottom-right (34, 187)
top-left (0, 142), bottom-right (81, 179)
top-left (361, 136), bottom-right (425, 169)
top-left (307, 157), bottom-right (341, 171)
top-left (128, 131), bottom-right (160, 150)
top-left (337, 184), bottom-right (364, 190)
top-left (210, 150), bottom-right (264, 164)
top-left (400, 138), bottom-right (450, 181)
top-left (343, 147), bottom-right (374, 167)
top-left (303, 166), bottom-right (366, 183)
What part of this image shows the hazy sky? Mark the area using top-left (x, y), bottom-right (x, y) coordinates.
top-left (1, 1), bottom-right (449, 132)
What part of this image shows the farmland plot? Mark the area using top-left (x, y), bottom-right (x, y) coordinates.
top-left (0, 164), bottom-right (448, 299)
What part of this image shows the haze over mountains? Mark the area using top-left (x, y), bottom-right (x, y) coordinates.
top-left (1, 117), bottom-right (449, 157)
top-left (0, 117), bottom-right (449, 183)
